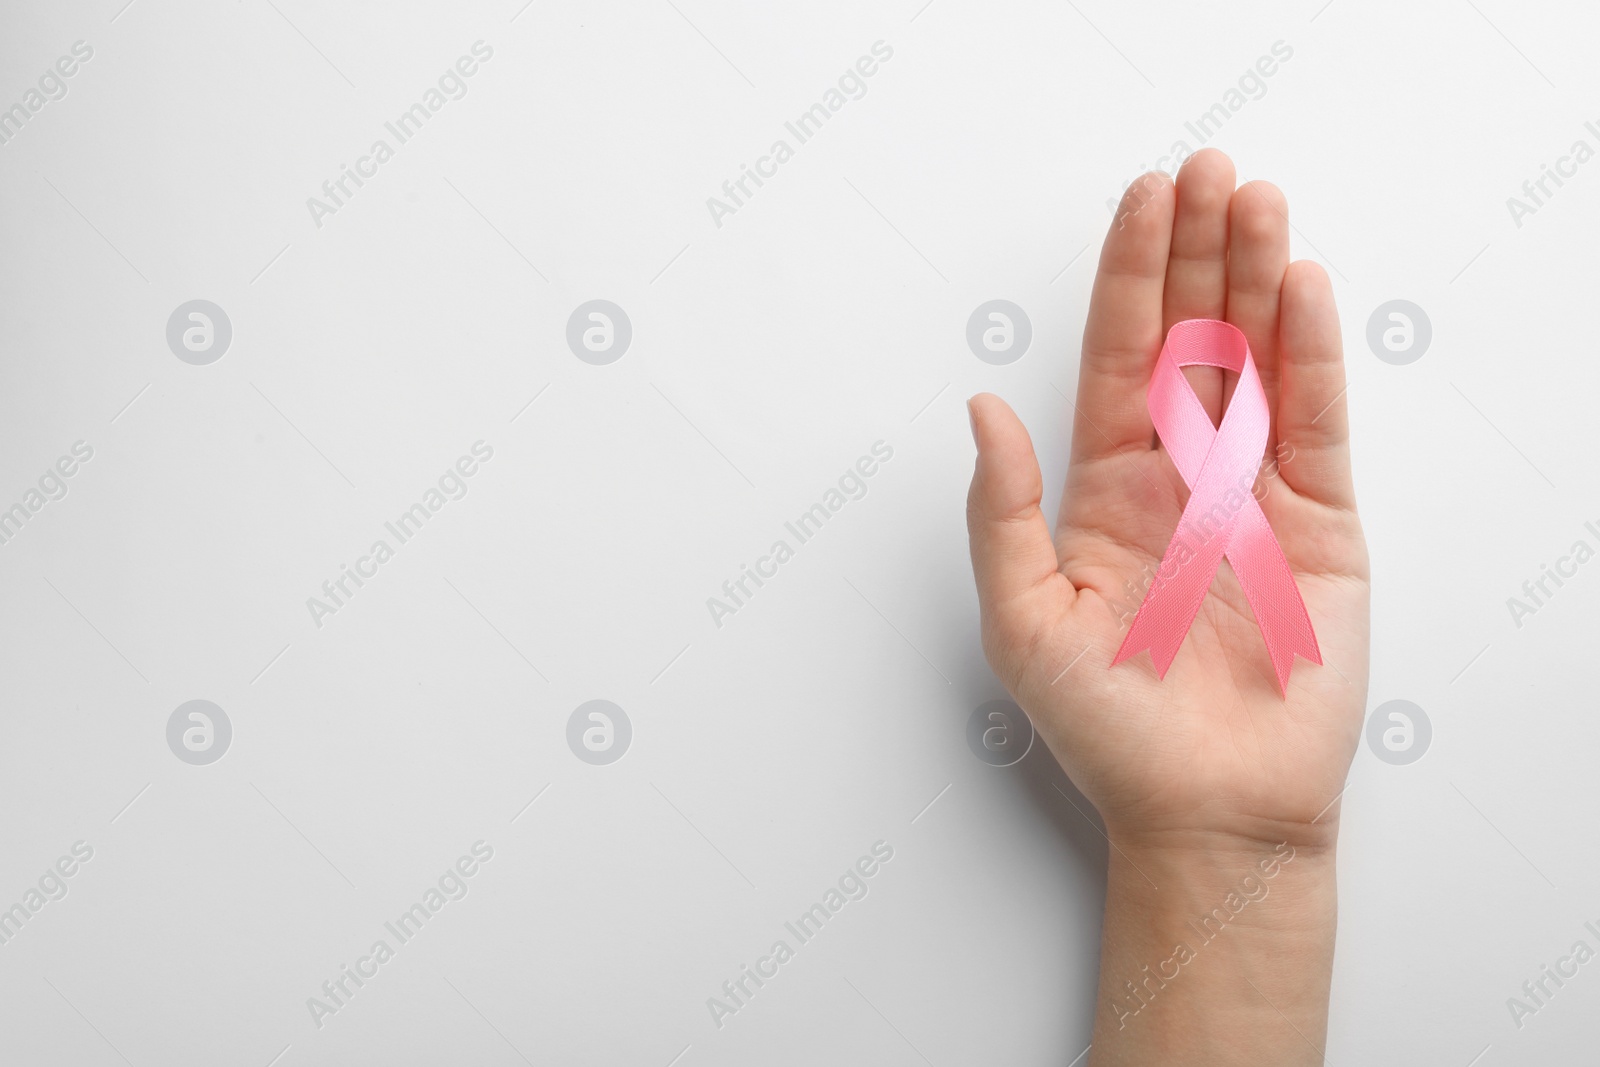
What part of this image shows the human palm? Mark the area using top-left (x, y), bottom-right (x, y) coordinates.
top-left (967, 149), bottom-right (1370, 848)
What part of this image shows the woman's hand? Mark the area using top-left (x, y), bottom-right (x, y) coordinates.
top-left (966, 147), bottom-right (1369, 856)
top-left (965, 148), bottom-right (1370, 1064)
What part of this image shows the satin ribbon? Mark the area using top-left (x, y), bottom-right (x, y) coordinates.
top-left (1112, 319), bottom-right (1320, 693)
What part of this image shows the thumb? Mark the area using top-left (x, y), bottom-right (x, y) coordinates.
top-left (966, 394), bottom-right (1067, 627)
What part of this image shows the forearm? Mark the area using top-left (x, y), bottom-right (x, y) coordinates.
top-left (1087, 830), bottom-right (1339, 1066)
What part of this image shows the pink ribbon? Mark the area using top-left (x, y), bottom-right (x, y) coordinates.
top-left (1112, 319), bottom-right (1320, 693)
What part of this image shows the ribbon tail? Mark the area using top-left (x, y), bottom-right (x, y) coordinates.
top-left (1113, 535), bottom-right (1229, 679)
top-left (1113, 611), bottom-right (1184, 679)
top-left (1227, 506), bottom-right (1321, 694)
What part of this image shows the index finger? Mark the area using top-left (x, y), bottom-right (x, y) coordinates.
top-left (1071, 172), bottom-right (1175, 464)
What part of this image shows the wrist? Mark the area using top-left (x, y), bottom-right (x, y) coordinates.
top-left (1104, 801), bottom-right (1344, 861)
top-left (1089, 831), bottom-right (1339, 1065)
top-left (1104, 830), bottom-right (1337, 937)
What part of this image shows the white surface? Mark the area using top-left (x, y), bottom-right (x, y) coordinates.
top-left (0, 0), bottom-right (1595, 1064)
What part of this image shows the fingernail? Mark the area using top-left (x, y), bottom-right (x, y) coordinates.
top-left (966, 397), bottom-right (979, 444)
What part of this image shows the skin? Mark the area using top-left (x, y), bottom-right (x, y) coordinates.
top-left (965, 148), bottom-right (1370, 1065)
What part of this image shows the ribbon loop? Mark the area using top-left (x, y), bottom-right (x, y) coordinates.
top-left (1112, 319), bottom-right (1320, 693)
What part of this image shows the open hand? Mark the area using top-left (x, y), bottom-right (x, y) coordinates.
top-left (966, 148), bottom-right (1370, 852)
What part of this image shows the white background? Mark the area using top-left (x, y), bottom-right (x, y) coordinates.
top-left (1, 1), bottom-right (1597, 1064)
